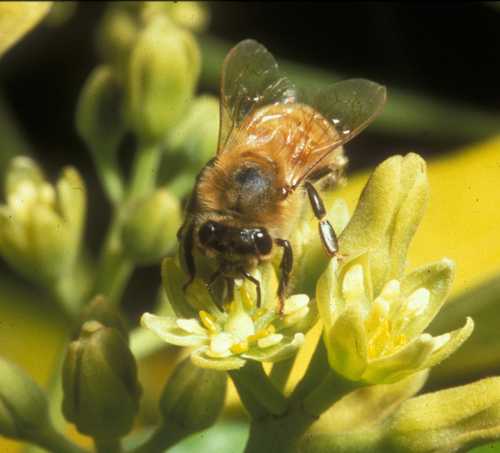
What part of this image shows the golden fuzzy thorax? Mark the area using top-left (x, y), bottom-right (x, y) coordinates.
top-left (191, 102), bottom-right (343, 258)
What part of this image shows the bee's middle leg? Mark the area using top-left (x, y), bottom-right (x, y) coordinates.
top-left (240, 269), bottom-right (262, 308)
top-left (275, 239), bottom-right (293, 314)
top-left (304, 181), bottom-right (339, 257)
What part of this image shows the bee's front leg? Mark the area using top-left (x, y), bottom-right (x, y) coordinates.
top-left (304, 181), bottom-right (339, 257)
top-left (241, 269), bottom-right (262, 308)
top-left (275, 238), bottom-right (293, 314)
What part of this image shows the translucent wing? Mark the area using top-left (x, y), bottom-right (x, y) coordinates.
top-left (217, 39), bottom-right (296, 153)
top-left (286, 79), bottom-right (387, 187)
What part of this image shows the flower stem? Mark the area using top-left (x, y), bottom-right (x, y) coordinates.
top-left (302, 371), bottom-right (362, 417)
top-left (269, 356), bottom-right (296, 393)
top-left (128, 140), bottom-right (162, 201)
top-left (94, 437), bottom-right (122, 453)
top-left (129, 424), bottom-right (190, 453)
top-left (31, 424), bottom-right (87, 453)
top-left (229, 362), bottom-right (287, 418)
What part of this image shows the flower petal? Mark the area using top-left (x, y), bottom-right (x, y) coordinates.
top-left (242, 333), bottom-right (304, 362)
top-left (191, 346), bottom-right (246, 370)
top-left (141, 313), bottom-right (207, 347)
top-left (363, 334), bottom-right (434, 384)
top-left (421, 317), bottom-right (474, 370)
top-left (316, 258), bottom-right (342, 328)
top-left (398, 258), bottom-right (455, 339)
top-left (325, 304), bottom-right (368, 380)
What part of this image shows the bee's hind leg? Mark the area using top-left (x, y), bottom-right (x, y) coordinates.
top-left (304, 181), bottom-right (340, 257)
top-left (275, 239), bottom-right (293, 314)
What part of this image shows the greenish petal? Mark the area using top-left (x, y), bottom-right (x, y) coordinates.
top-left (141, 313), bottom-right (207, 347)
top-left (241, 333), bottom-right (304, 363)
top-left (325, 304), bottom-right (368, 380)
top-left (399, 258), bottom-right (455, 339)
top-left (191, 347), bottom-right (246, 371)
top-left (421, 317), bottom-right (474, 370)
top-left (316, 258), bottom-right (342, 328)
top-left (363, 334), bottom-right (434, 384)
top-left (385, 377), bottom-right (500, 453)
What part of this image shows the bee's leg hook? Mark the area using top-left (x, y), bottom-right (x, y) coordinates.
top-left (305, 181), bottom-right (340, 257)
top-left (275, 238), bottom-right (293, 315)
top-left (240, 270), bottom-right (262, 308)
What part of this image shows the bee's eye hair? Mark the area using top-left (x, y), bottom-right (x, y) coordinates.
top-left (254, 230), bottom-right (272, 255)
top-left (199, 221), bottom-right (218, 246)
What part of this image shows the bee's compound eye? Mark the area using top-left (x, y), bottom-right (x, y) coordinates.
top-left (254, 230), bottom-right (272, 255)
top-left (199, 221), bottom-right (217, 246)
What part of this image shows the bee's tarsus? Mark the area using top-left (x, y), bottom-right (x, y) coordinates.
top-left (276, 238), bottom-right (293, 315)
top-left (241, 270), bottom-right (262, 308)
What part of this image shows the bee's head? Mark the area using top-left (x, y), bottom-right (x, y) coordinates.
top-left (198, 220), bottom-right (273, 257)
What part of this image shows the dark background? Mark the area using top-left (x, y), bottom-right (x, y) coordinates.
top-left (1, 2), bottom-right (499, 312)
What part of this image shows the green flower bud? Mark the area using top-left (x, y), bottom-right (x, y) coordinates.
top-left (62, 321), bottom-right (141, 438)
top-left (159, 357), bottom-right (227, 432)
top-left (76, 65), bottom-right (126, 152)
top-left (340, 153), bottom-right (429, 295)
top-left (0, 157), bottom-right (86, 287)
top-left (80, 295), bottom-right (129, 342)
top-left (126, 16), bottom-right (201, 143)
top-left (121, 188), bottom-right (181, 265)
top-left (97, 7), bottom-right (139, 76)
top-left (384, 377), bottom-right (500, 452)
top-left (0, 357), bottom-right (49, 440)
top-left (162, 96), bottom-right (219, 195)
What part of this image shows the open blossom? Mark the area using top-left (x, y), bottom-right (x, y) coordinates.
top-left (142, 258), bottom-right (315, 370)
top-left (317, 256), bottom-right (473, 384)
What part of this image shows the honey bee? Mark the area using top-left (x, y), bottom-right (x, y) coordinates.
top-left (178, 39), bottom-right (386, 311)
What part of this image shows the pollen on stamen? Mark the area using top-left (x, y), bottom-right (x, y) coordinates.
top-left (230, 340), bottom-right (249, 354)
top-left (199, 310), bottom-right (218, 333)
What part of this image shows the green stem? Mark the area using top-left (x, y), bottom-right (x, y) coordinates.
top-left (94, 209), bottom-right (134, 305)
top-left (128, 140), bottom-right (162, 201)
top-left (129, 424), bottom-right (190, 453)
top-left (303, 371), bottom-right (362, 417)
top-left (269, 356), bottom-right (296, 393)
top-left (92, 148), bottom-right (124, 205)
top-left (290, 336), bottom-right (330, 402)
top-left (94, 437), bottom-right (122, 453)
top-left (31, 424), bottom-right (88, 453)
top-left (229, 362), bottom-right (287, 418)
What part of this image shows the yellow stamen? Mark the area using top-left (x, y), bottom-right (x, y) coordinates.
top-left (252, 308), bottom-right (266, 320)
top-left (199, 310), bottom-right (217, 334)
top-left (230, 340), bottom-right (249, 354)
top-left (395, 334), bottom-right (407, 348)
top-left (248, 329), bottom-right (269, 343)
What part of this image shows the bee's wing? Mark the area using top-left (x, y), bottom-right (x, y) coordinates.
top-left (287, 79), bottom-right (387, 188)
top-left (218, 39), bottom-right (296, 153)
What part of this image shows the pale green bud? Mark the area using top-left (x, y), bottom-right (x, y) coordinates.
top-left (97, 6), bottom-right (139, 76)
top-left (159, 357), bottom-right (227, 432)
top-left (340, 153), bottom-right (429, 295)
top-left (126, 16), bottom-right (201, 143)
top-left (0, 357), bottom-right (49, 440)
top-left (121, 188), bottom-right (181, 265)
top-left (80, 295), bottom-right (129, 342)
top-left (0, 157), bottom-right (86, 287)
top-left (62, 321), bottom-right (141, 438)
top-left (162, 96), bottom-right (219, 193)
top-left (384, 377), bottom-right (500, 452)
top-left (76, 65), bottom-right (126, 152)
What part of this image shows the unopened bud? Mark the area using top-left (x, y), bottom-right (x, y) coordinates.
top-left (0, 357), bottom-right (49, 440)
top-left (121, 188), bottom-right (181, 265)
top-left (80, 295), bottom-right (129, 341)
top-left (62, 322), bottom-right (141, 438)
top-left (159, 357), bottom-right (227, 432)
